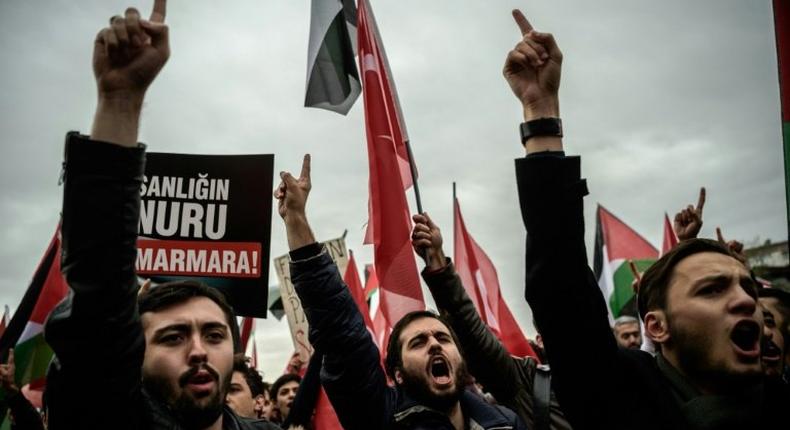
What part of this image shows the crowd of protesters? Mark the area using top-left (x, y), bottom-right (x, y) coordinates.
top-left (0, 1), bottom-right (788, 429)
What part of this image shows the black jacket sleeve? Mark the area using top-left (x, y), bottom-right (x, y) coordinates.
top-left (44, 132), bottom-right (147, 429)
top-left (282, 350), bottom-right (323, 428)
top-left (517, 154), bottom-right (623, 429)
top-left (422, 262), bottom-right (537, 425)
top-left (290, 248), bottom-right (395, 430)
top-left (6, 390), bottom-right (45, 430)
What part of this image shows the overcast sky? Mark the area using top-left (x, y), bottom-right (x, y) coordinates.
top-left (0, 0), bottom-right (786, 381)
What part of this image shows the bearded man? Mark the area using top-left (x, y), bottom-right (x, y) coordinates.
top-left (272, 155), bottom-right (525, 430)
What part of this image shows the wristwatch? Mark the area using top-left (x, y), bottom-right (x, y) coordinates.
top-left (520, 118), bottom-right (563, 145)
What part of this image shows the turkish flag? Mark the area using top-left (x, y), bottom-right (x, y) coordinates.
top-left (358, 0), bottom-right (424, 326)
top-left (454, 197), bottom-right (538, 359)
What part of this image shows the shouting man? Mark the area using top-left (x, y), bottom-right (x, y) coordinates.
top-left (273, 156), bottom-right (525, 430)
top-left (43, 2), bottom-right (279, 429)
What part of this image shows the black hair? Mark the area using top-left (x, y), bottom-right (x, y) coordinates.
top-left (270, 373), bottom-right (301, 400)
top-left (232, 354), bottom-right (265, 397)
top-left (384, 310), bottom-right (463, 381)
top-left (637, 238), bottom-right (739, 319)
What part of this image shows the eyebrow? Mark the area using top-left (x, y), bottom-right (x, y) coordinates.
top-left (202, 322), bottom-right (230, 333)
top-left (152, 321), bottom-right (229, 339)
top-left (407, 333), bottom-right (428, 347)
top-left (693, 274), bottom-right (731, 285)
top-left (694, 273), bottom-right (757, 295)
top-left (407, 329), bottom-right (451, 345)
top-left (152, 323), bottom-right (191, 340)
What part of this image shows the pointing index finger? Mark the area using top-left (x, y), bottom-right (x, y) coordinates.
top-left (150, 0), bottom-right (167, 23)
top-left (716, 227), bottom-right (726, 244)
top-left (696, 187), bottom-right (706, 213)
top-left (512, 9), bottom-right (534, 36)
top-left (300, 154), bottom-right (311, 181)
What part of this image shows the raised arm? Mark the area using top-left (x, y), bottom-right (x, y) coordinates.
top-left (274, 157), bottom-right (394, 430)
top-left (507, 9), bottom-right (633, 429)
top-left (411, 214), bottom-right (528, 412)
top-left (44, 2), bottom-right (169, 428)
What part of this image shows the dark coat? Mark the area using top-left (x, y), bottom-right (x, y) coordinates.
top-left (290, 246), bottom-right (526, 430)
top-left (423, 262), bottom-right (571, 430)
top-left (44, 133), bottom-right (279, 430)
top-left (516, 152), bottom-right (786, 430)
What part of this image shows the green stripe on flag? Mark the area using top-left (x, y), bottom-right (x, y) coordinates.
top-left (610, 259), bottom-right (655, 318)
top-left (14, 332), bottom-right (53, 388)
top-left (1, 411), bottom-right (11, 430)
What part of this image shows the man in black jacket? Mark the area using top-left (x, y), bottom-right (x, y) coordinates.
top-left (42, 2), bottom-right (278, 429)
top-left (273, 156), bottom-right (526, 430)
top-left (508, 8), bottom-right (786, 430)
top-left (410, 213), bottom-right (572, 430)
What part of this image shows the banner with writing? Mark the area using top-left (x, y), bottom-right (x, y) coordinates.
top-left (137, 152), bottom-right (274, 318)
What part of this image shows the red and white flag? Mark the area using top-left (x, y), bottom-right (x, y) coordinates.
top-left (454, 196), bottom-right (537, 358)
top-left (344, 252), bottom-right (379, 348)
top-left (365, 265), bottom-right (392, 352)
top-left (358, 0), bottom-right (424, 326)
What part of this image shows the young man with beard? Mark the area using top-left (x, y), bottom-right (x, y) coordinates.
top-left (272, 156), bottom-right (525, 430)
top-left (509, 8), bottom-right (787, 430)
top-left (42, 2), bottom-right (279, 429)
top-left (410, 212), bottom-right (572, 430)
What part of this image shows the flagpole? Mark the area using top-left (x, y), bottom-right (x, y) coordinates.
top-left (405, 139), bottom-right (423, 214)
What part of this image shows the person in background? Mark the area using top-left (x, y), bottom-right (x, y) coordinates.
top-left (612, 316), bottom-right (642, 350)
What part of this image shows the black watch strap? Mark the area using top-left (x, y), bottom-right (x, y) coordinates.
top-left (520, 118), bottom-right (563, 145)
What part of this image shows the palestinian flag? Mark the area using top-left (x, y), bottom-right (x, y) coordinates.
top-left (593, 206), bottom-right (658, 319)
top-left (364, 263), bottom-right (378, 300)
top-left (304, 0), bottom-right (361, 115)
top-left (774, 0), bottom-right (790, 242)
top-left (0, 226), bottom-right (68, 407)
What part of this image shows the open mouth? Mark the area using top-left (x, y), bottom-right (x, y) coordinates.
top-left (761, 339), bottom-right (782, 362)
top-left (730, 320), bottom-right (761, 359)
top-left (185, 370), bottom-right (216, 394)
top-left (428, 356), bottom-right (452, 386)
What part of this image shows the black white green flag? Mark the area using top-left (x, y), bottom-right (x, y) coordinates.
top-left (305, 0), bottom-right (361, 115)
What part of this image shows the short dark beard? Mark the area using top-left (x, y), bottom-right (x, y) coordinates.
top-left (143, 365), bottom-right (229, 429)
top-left (398, 360), bottom-right (469, 413)
top-left (666, 315), bottom-right (759, 393)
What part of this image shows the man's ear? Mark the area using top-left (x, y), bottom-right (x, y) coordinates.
top-left (644, 310), bottom-right (669, 345)
top-left (394, 369), bottom-right (404, 385)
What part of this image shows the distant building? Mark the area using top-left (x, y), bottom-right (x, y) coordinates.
top-left (746, 240), bottom-right (790, 290)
